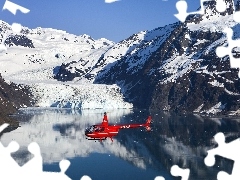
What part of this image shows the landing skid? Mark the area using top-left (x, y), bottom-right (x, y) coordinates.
top-left (86, 137), bottom-right (107, 141)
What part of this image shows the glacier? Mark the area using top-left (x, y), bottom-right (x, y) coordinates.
top-left (0, 21), bottom-right (133, 110)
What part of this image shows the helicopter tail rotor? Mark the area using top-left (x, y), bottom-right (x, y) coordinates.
top-left (145, 116), bottom-right (152, 131)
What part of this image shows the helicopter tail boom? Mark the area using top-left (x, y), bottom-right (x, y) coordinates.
top-left (118, 116), bottom-right (152, 130)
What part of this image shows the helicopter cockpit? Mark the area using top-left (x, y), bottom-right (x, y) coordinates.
top-left (85, 125), bottom-right (105, 134)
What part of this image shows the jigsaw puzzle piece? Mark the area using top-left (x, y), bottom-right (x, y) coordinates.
top-left (58, 160), bottom-right (92, 180)
top-left (215, 0), bottom-right (227, 13)
top-left (217, 28), bottom-right (234, 54)
top-left (41, 172), bottom-right (72, 180)
top-left (216, 46), bottom-right (229, 61)
top-left (2, 0), bottom-right (30, 33)
top-left (175, 0), bottom-right (227, 22)
top-left (154, 176), bottom-right (165, 180)
top-left (216, 27), bottom-right (240, 78)
top-left (205, 132), bottom-right (240, 164)
top-left (59, 159), bottom-right (71, 174)
top-left (0, 140), bottom-right (20, 177)
top-left (233, 11), bottom-right (240, 23)
top-left (170, 165), bottom-right (190, 180)
top-left (205, 132), bottom-right (240, 179)
top-left (0, 22), bottom-right (20, 52)
top-left (11, 23), bottom-right (22, 33)
top-left (0, 123), bottom-right (9, 132)
top-left (0, 123), bottom-right (92, 180)
top-left (5, 140), bottom-right (19, 153)
top-left (21, 142), bottom-right (42, 173)
top-left (80, 175), bottom-right (92, 180)
top-left (209, 160), bottom-right (240, 180)
top-left (2, 0), bottom-right (30, 15)
top-left (217, 170), bottom-right (240, 180)
top-left (37, 160), bottom-right (72, 180)
top-left (0, 124), bottom-right (19, 170)
top-left (0, 123), bottom-right (20, 170)
top-left (20, 159), bottom-right (72, 180)
top-left (175, 0), bottom-right (189, 22)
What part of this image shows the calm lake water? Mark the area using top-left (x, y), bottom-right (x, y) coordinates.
top-left (1, 108), bottom-right (240, 180)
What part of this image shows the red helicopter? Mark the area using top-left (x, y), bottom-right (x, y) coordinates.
top-left (85, 113), bottom-right (152, 142)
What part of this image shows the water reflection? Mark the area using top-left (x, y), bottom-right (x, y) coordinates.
top-left (1, 108), bottom-right (240, 180)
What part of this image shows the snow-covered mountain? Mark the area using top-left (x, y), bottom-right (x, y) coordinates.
top-left (1, 0), bottom-right (240, 114)
top-left (93, 0), bottom-right (240, 115)
top-left (0, 21), bottom-right (132, 109)
top-left (0, 20), bottom-right (114, 80)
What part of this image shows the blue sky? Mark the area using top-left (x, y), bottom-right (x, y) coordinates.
top-left (1, 0), bottom-right (200, 42)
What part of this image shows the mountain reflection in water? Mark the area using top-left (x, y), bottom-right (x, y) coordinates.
top-left (1, 108), bottom-right (240, 180)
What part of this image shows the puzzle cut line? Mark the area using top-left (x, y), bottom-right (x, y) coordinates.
top-left (205, 132), bottom-right (240, 180)
top-left (175, 0), bottom-right (228, 22)
top-left (0, 123), bottom-right (92, 180)
top-left (216, 27), bottom-right (240, 78)
top-left (1, 0), bottom-right (30, 52)
top-left (154, 165), bottom-right (190, 180)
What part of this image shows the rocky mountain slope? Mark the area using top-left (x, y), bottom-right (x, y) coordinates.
top-left (1, 0), bottom-right (240, 115)
top-left (92, 0), bottom-right (240, 115)
top-left (0, 21), bottom-right (132, 109)
top-left (0, 74), bottom-right (33, 128)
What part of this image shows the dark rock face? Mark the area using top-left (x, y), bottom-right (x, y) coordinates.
top-left (54, 54), bottom-right (111, 82)
top-left (5, 35), bottom-right (35, 48)
top-left (54, 62), bottom-right (77, 81)
top-left (148, 0), bottom-right (240, 114)
top-left (54, 60), bottom-right (96, 82)
top-left (0, 74), bottom-right (34, 125)
top-left (94, 0), bottom-right (240, 114)
top-left (0, 21), bottom-right (35, 48)
top-left (146, 28), bottom-right (237, 113)
top-left (51, 0), bottom-right (240, 114)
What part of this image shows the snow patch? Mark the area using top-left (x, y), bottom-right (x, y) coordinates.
top-left (202, 102), bottom-right (226, 114)
top-left (193, 104), bottom-right (204, 113)
top-left (208, 79), bottom-right (224, 88)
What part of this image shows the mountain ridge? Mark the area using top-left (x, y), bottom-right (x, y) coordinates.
top-left (1, 0), bottom-right (240, 115)
top-left (0, 20), bottom-right (133, 110)
top-left (94, 0), bottom-right (240, 115)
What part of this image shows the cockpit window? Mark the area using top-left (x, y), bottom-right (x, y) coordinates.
top-left (85, 125), bottom-right (95, 133)
top-left (95, 127), bottom-right (105, 132)
top-left (85, 125), bottom-right (105, 133)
